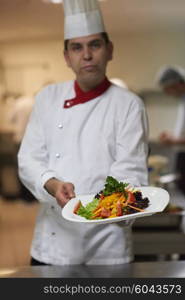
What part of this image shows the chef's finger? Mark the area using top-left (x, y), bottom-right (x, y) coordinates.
top-left (56, 194), bottom-right (70, 207)
top-left (64, 183), bottom-right (76, 198)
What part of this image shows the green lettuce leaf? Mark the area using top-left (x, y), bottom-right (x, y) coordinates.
top-left (77, 197), bottom-right (99, 219)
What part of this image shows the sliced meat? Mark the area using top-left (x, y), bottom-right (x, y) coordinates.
top-left (101, 207), bottom-right (111, 218)
top-left (116, 201), bottom-right (123, 216)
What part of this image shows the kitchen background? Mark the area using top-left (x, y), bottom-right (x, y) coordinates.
top-left (0, 0), bottom-right (185, 268)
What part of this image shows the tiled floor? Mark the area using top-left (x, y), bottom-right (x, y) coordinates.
top-left (0, 198), bottom-right (39, 268)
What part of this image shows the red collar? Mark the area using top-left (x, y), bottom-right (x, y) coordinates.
top-left (64, 77), bottom-right (111, 109)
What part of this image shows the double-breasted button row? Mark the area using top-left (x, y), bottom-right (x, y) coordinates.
top-left (56, 124), bottom-right (63, 158)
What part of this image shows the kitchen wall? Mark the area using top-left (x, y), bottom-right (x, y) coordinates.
top-left (0, 31), bottom-right (184, 139)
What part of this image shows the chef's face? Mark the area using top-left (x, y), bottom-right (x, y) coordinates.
top-left (164, 82), bottom-right (185, 97)
top-left (64, 33), bottom-right (113, 89)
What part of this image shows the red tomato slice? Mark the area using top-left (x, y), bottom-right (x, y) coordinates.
top-left (73, 201), bottom-right (81, 214)
top-left (127, 191), bottom-right (136, 204)
top-left (101, 208), bottom-right (111, 218)
top-left (100, 194), bottom-right (105, 200)
top-left (116, 201), bottom-right (123, 216)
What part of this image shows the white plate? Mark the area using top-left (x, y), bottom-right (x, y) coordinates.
top-left (61, 186), bottom-right (170, 225)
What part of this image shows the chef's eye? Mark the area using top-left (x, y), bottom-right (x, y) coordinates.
top-left (89, 41), bottom-right (102, 49)
top-left (70, 44), bottom-right (82, 51)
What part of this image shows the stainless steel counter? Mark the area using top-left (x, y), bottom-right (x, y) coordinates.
top-left (0, 261), bottom-right (185, 278)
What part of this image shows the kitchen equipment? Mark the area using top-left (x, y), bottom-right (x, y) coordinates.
top-left (148, 155), bottom-right (169, 186)
top-left (133, 211), bottom-right (185, 229)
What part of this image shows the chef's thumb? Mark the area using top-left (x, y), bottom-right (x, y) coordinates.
top-left (66, 183), bottom-right (76, 198)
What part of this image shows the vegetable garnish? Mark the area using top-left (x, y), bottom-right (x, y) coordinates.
top-left (73, 176), bottom-right (150, 220)
top-left (103, 176), bottom-right (129, 197)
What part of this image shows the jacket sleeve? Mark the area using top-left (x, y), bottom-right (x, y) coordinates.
top-left (109, 96), bottom-right (149, 187)
top-left (18, 93), bottom-right (57, 203)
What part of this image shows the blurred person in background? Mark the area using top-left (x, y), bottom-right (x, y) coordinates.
top-left (156, 65), bottom-right (185, 194)
top-left (156, 65), bottom-right (185, 145)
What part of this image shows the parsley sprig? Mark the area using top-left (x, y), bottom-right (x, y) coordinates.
top-left (103, 176), bottom-right (129, 197)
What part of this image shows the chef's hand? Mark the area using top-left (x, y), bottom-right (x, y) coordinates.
top-left (159, 131), bottom-right (175, 144)
top-left (44, 178), bottom-right (76, 207)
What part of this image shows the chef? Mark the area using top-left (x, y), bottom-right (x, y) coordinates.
top-left (18, 0), bottom-right (149, 266)
top-left (156, 65), bottom-right (185, 195)
top-left (157, 65), bottom-right (185, 145)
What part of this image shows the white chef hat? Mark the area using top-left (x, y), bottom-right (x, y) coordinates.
top-left (156, 65), bottom-right (185, 87)
top-left (63, 0), bottom-right (106, 40)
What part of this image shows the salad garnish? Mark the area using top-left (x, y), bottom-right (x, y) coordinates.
top-left (73, 176), bottom-right (149, 220)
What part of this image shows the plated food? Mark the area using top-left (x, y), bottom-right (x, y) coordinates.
top-left (73, 176), bottom-right (150, 220)
top-left (62, 176), bottom-right (170, 224)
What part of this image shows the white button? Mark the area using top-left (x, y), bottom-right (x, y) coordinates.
top-left (66, 102), bottom-right (70, 107)
top-left (58, 124), bottom-right (63, 129)
top-left (56, 153), bottom-right (60, 158)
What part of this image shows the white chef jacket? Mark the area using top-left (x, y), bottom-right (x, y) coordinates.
top-left (18, 80), bottom-right (149, 265)
top-left (173, 95), bottom-right (185, 139)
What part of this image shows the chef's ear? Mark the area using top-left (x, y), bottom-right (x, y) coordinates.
top-left (107, 41), bottom-right (113, 61)
top-left (64, 50), bottom-right (72, 68)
